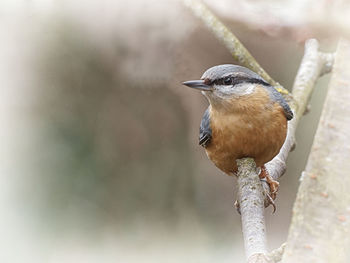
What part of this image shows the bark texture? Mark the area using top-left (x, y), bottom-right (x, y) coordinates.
top-left (236, 158), bottom-right (268, 262)
top-left (282, 40), bottom-right (350, 263)
top-left (265, 39), bottom-right (334, 184)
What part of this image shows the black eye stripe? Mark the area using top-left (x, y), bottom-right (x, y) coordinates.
top-left (223, 77), bottom-right (232, 85)
top-left (214, 76), bottom-right (270, 87)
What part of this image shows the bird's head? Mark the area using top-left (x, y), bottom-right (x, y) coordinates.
top-left (183, 64), bottom-right (271, 109)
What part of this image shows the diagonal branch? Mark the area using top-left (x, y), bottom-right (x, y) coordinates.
top-left (264, 40), bottom-right (334, 183)
top-left (238, 40), bottom-right (334, 262)
top-left (183, 1), bottom-right (335, 262)
top-left (182, 0), bottom-right (289, 95)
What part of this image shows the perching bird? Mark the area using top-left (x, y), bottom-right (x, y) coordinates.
top-left (183, 64), bottom-right (293, 200)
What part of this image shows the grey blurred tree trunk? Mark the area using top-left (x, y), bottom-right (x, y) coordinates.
top-left (282, 40), bottom-right (350, 263)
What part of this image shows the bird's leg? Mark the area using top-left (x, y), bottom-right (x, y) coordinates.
top-left (259, 165), bottom-right (279, 200)
top-left (233, 167), bottom-right (280, 213)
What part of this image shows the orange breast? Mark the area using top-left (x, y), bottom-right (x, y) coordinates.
top-left (205, 86), bottom-right (287, 175)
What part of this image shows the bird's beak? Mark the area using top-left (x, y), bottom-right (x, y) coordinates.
top-left (182, 80), bottom-right (212, 91)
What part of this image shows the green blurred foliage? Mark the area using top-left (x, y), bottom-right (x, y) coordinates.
top-left (25, 22), bottom-right (195, 233)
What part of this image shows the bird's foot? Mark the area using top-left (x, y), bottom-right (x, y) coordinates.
top-left (259, 165), bottom-right (279, 212)
top-left (259, 165), bottom-right (279, 199)
top-left (234, 193), bottom-right (276, 214)
top-left (234, 166), bottom-right (279, 214)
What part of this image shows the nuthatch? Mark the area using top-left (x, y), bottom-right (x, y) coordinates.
top-left (183, 64), bottom-right (293, 200)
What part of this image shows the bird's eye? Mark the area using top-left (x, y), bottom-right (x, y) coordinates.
top-left (223, 77), bottom-right (232, 85)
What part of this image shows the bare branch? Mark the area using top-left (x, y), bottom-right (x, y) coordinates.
top-left (265, 39), bottom-right (334, 183)
top-left (281, 39), bottom-right (350, 263)
top-left (182, 0), bottom-right (289, 95)
top-left (236, 158), bottom-right (268, 261)
top-left (203, 0), bottom-right (350, 42)
top-left (238, 40), bottom-right (334, 261)
top-left (183, 1), bottom-right (336, 261)
top-left (266, 243), bottom-right (286, 263)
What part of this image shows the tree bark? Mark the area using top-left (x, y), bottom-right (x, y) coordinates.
top-left (282, 39), bottom-right (350, 263)
top-left (236, 158), bottom-right (268, 262)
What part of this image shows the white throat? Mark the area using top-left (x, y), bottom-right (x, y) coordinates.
top-left (202, 83), bottom-right (257, 111)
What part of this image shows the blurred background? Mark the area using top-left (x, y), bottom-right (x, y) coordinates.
top-left (0, 0), bottom-right (346, 262)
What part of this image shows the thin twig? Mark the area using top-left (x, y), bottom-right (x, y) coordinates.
top-left (182, 0), bottom-right (289, 95)
top-left (183, 1), bottom-right (335, 261)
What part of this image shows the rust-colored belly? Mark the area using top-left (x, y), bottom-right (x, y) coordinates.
top-left (205, 104), bottom-right (287, 175)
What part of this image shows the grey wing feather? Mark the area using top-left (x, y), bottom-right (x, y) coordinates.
top-left (199, 108), bottom-right (212, 147)
top-left (266, 86), bottom-right (294, 120)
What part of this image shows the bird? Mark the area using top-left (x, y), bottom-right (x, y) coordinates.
top-left (182, 64), bottom-right (293, 202)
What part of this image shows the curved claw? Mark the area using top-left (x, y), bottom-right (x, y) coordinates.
top-left (266, 192), bottom-right (276, 213)
top-left (234, 200), bottom-right (241, 215)
top-left (259, 165), bottom-right (279, 200)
